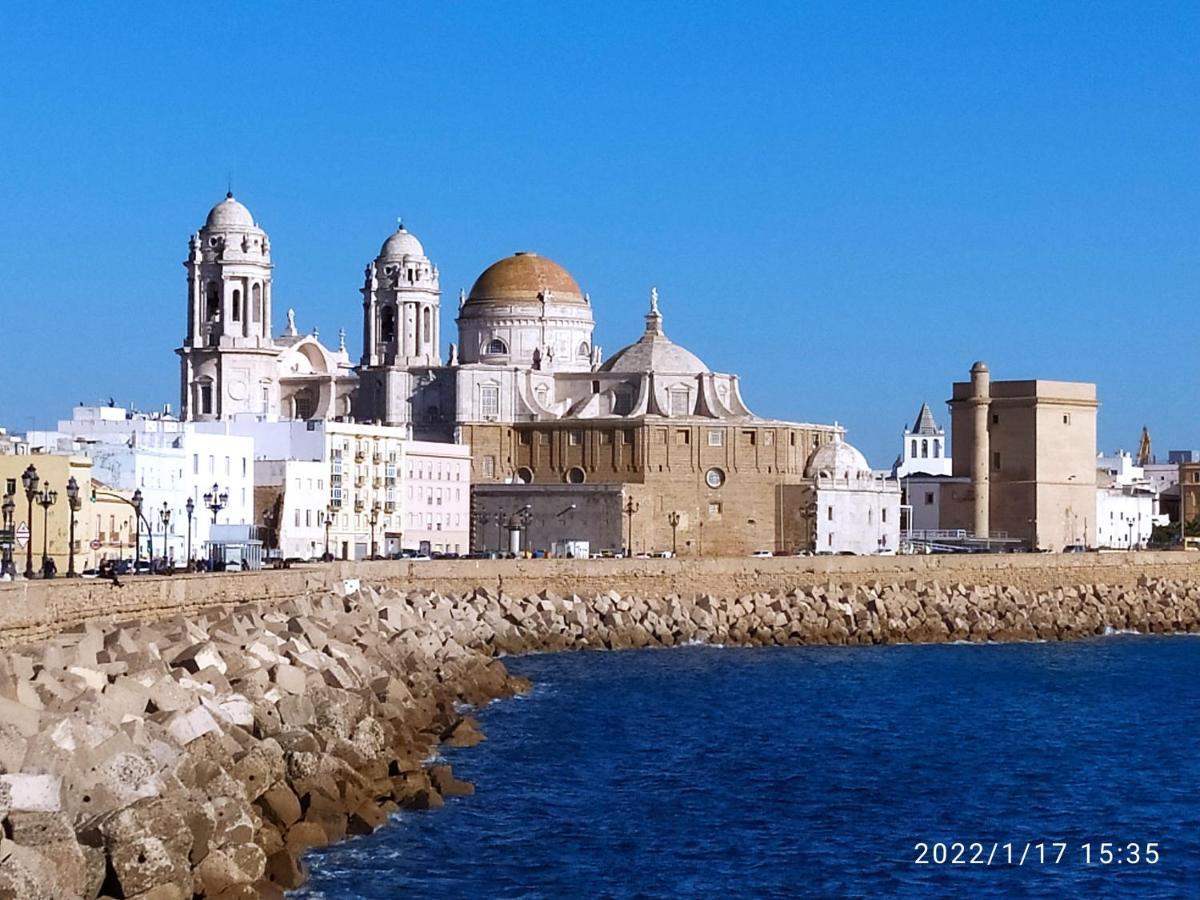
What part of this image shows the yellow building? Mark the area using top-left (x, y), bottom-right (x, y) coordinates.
top-left (0, 453), bottom-right (95, 576)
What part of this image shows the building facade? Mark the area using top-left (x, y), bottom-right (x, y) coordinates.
top-left (942, 363), bottom-right (1099, 551)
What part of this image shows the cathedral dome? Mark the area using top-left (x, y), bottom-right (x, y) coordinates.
top-left (379, 224), bottom-right (425, 260)
top-left (805, 434), bottom-right (870, 479)
top-left (465, 252), bottom-right (587, 307)
top-left (598, 290), bottom-right (709, 375)
top-left (205, 193), bottom-right (256, 230)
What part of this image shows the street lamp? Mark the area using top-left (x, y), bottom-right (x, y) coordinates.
top-left (1, 492), bottom-right (14, 577)
top-left (493, 511), bottom-right (504, 554)
top-left (131, 488), bottom-right (144, 571)
top-left (472, 509), bottom-right (491, 554)
top-left (323, 502), bottom-right (336, 561)
top-left (21, 465), bottom-right (39, 585)
top-left (623, 497), bottom-right (639, 557)
top-left (66, 476), bottom-right (82, 577)
top-left (369, 503), bottom-right (381, 558)
top-left (37, 481), bottom-right (58, 577)
top-left (517, 504), bottom-right (533, 556)
top-left (667, 510), bottom-right (681, 556)
top-left (185, 497), bottom-right (195, 568)
top-left (159, 502), bottom-right (172, 570)
top-left (203, 483), bottom-right (228, 524)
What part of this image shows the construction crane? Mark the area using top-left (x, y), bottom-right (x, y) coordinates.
top-left (1136, 426), bottom-right (1152, 467)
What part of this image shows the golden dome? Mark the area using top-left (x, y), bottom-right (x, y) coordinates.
top-left (465, 252), bottom-right (587, 306)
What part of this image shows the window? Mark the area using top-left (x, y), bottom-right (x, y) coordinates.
top-left (252, 284), bottom-right (262, 323)
top-left (242, 458), bottom-right (247, 477)
top-left (827, 506), bottom-right (833, 521)
top-left (669, 389), bottom-right (689, 416)
top-left (742, 430), bottom-right (756, 445)
top-left (519, 432), bottom-right (532, 446)
top-left (200, 385), bottom-right (213, 415)
top-left (208, 455), bottom-right (215, 474)
top-left (992, 452), bottom-right (1001, 470)
top-left (566, 466), bottom-right (586, 484)
top-left (924, 492), bottom-right (934, 506)
top-left (882, 508), bottom-right (888, 523)
top-left (599, 431), bottom-right (612, 445)
top-left (380, 307), bottom-right (396, 343)
top-left (232, 289), bottom-right (241, 321)
top-left (1063, 414), bottom-right (1071, 425)
top-left (708, 430), bottom-right (723, 447)
top-left (192, 454), bottom-right (199, 475)
top-left (569, 430), bottom-right (582, 446)
top-left (764, 432), bottom-right (774, 447)
top-left (485, 338), bottom-right (508, 355)
top-left (622, 429), bottom-right (635, 445)
top-left (868, 509), bottom-right (873, 524)
top-left (613, 387), bottom-right (634, 416)
top-left (911, 439), bottom-right (917, 457)
top-left (991, 414), bottom-right (999, 425)
top-left (921, 439), bottom-right (928, 458)
top-left (295, 509), bottom-right (301, 528)
top-left (422, 307), bottom-right (431, 344)
top-left (225, 456), bottom-right (231, 476)
top-left (933, 440), bottom-right (941, 458)
top-left (205, 282), bottom-right (220, 321)
top-left (482, 456), bottom-right (495, 478)
top-left (480, 385), bottom-right (500, 418)
top-left (708, 502), bottom-right (722, 516)
top-left (676, 429), bottom-right (690, 445)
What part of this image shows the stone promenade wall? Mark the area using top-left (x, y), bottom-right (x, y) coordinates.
top-left (2, 565), bottom-right (1200, 896)
top-left (4, 552), bottom-right (1200, 648)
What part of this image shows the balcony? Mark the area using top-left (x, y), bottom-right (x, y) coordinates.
top-left (384, 501), bottom-right (396, 513)
top-left (354, 499), bottom-right (365, 512)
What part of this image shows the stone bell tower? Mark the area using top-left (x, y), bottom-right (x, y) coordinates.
top-left (178, 193), bottom-right (279, 421)
top-left (360, 223), bottom-right (441, 369)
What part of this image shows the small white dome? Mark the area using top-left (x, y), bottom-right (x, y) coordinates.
top-left (806, 434), bottom-right (870, 479)
top-left (205, 193), bottom-right (256, 230)
top-left (379, 225), bottom-right (425, 260)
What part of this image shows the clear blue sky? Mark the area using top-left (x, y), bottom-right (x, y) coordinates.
top-left (1, 2), bottom-right (1197, 466)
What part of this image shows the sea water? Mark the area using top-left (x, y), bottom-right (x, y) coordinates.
top-left (294, 637), bottom-right (1200, 898)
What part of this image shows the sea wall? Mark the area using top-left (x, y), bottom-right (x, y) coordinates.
top-left (2, 567), bottom-right (1200, 896)
top-left (4, 551), bottom-right (1200, 648)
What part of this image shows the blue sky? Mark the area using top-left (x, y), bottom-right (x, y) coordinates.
top-left (1, 2), bottom-right (1197, 465)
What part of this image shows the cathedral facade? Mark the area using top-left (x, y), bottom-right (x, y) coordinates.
top-left (179, 197), bottom-right (891, 555)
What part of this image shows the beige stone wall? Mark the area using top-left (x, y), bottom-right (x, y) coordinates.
top-left (6, 551), bottom-right (1200, 648)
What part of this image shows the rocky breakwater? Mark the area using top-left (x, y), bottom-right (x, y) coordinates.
top-left (2, 574), bottom-right (1200, 898)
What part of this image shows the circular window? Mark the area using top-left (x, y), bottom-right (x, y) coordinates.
top-left (705, 468), bottom-right (725, 489)
top-left (515, 467), bottom-right (533, 484)
top-left (566, 466), bottom-right (586, 485)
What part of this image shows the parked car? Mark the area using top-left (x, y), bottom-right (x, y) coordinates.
top-left (750, 550), bottom-right (773, 558)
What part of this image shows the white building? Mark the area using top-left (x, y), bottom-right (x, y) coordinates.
top-left (26, 406), bottom-right (254, 563)
top-left (1094, 450), bottom-right (1164, 549)
top-left (196, 418), bottom-right (470, 560)
top-left (806, 435), bottom-right (901, 554)
top-left (894, 403), bottom-right (951, 478)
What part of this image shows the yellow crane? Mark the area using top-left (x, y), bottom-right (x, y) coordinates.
top-left (1136, 426), bottom-right (1151, 467)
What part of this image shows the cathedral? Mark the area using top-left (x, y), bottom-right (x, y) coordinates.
top-left (179, 194), bottom-right (892, 555)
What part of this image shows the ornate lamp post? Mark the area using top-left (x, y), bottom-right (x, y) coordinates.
top-left (472, 509), bottom-right (490, 554)
top-left (667, 510), bottom-right (681, 556)
top-left (185, 497), bottom-right (195, 568)
top-left (66, 476), bottom-right (82, 577)
top-left (131, 488), bottom-right (144, 570)
top-left (623, 497), bottom-right (639, 557)
top-left (368, 503), bottom-right (381, 558)
top-left (2, 492), bottom-right (15, 577)
top-left (323, 502), bottom-right (336, 561)
top-left (37, 481), bottom-right (58, 577)
top-left (203, 483), bottom-right (228, 524)
top-left (159, 502), bottom-right (172, 570)
top-left (21, 460), bottom-right (39, 580)
top-left (517, 504), bottom-right (533, 556)
top-left (493, 511), bottom-right (504, 554)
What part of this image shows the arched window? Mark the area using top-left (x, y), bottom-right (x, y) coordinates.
top-left (422, 307), bottom-right (431, 344)
top-left (205, 282), bottom-right (220, 321)
top-left (921, 439), bottom-right (928, 458)
top-left (578, 342), bottom-right (590, 358)
top-left (933, 439), bottom-right (941, 458)
top-left (251, 283), bottom-right (262, 323)
top-left (232, 289), bottom-right (242, 322)
top-left (380, 307), bottom-right (396, 343)
top-left (486, 338), bottom-right (508, 355)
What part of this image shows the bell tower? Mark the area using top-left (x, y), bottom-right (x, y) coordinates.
top-left (178, 193), bottom-right (279, 420)
top-left (361, 223), bottom-right (441, 369)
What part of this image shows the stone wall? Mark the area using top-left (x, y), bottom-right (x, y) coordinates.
top-left (3, 562), bottom-right (1200, 896)
top-left (5, 552), bottom-right (1200, 648)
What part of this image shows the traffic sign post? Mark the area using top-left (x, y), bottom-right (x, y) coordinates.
top-left (15, 522), bottom-right (29, 549)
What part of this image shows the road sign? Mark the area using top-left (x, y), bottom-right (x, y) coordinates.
top-left (15, 522), bottom-right (29, 549)
top-left (90, 538), bottom-right (102, 550)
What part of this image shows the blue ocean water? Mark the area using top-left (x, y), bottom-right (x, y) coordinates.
top-left (294, 638), bottom-right (1200, 898)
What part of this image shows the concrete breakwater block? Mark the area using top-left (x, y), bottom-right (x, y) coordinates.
top-left (0, 574), bottom-right (1198, 896)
